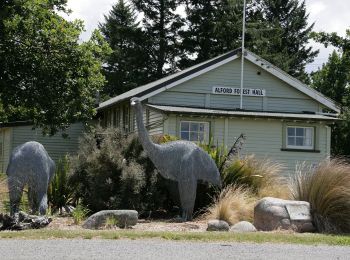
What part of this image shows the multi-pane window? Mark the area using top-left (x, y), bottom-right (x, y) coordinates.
top-left (287, 126), bottom-right (314, 149)
top-left (180, 121), bottom-right (209, 143)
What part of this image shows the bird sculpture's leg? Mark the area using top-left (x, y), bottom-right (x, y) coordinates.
top-left (8, 176), bottom-right (25, 216)
top-left (178, 180), bottom-right (197, 221)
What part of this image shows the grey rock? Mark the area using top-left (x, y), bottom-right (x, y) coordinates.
top-left (207, 220), bottom-right (230, 231)
top-left (6, 141), bottom-right (55, 215)
top-left (131, 98), bottom-right (221, 221)
top-left (230, 221), bottom-right (257, 233)
top-left (82, 210), bottom-right (138, 229)
top-left (254, 197), bottom-right (315, 232)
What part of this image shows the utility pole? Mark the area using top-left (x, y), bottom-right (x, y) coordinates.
top-left (240, 0), bottom-right (247, 110)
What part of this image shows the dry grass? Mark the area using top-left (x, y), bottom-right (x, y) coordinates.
top-left (291, 159), bottom-right (350, 234)
top-left (203, 185), bottom-right (255, 225)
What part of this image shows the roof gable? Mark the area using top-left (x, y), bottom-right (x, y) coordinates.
top-left (99, 49), bottom-right (340, 113)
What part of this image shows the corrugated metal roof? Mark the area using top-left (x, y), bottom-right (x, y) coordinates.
top-left (147, 104), bottom-right (339, 121)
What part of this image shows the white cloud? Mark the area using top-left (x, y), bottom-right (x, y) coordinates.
top-left (64, 0), bottom-right (115, 40)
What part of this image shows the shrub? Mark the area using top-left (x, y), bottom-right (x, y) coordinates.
top-left (69, 126), bottom-right (171, 214)
top-left (48, 155), bottom-right (73, 214)
top-left (203, 185), bottom-right (255, 225)
top-left (291, 159), bottom-right (350, 234)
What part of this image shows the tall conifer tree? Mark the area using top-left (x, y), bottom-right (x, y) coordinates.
top-left (253, 0), bottom-right (318, 81)
top-left (131, 0), bottom-right (184, 79)
top-left (99, 0), bottom-right (150, 97)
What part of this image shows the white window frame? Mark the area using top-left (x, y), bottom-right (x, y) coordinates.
top-left (286, 126), bottom-right (314, 150)
top-left (180, 121), bottom-right (210, 143)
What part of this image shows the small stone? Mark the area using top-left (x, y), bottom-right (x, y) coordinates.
top-left (207, 220), bottom-right (229, 231)
top-left (83, 210), bottom-right (138, 229)
top-left (230, 221), bottom-right (257, 233)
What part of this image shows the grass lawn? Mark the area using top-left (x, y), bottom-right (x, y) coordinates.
top-left (0, 229), bottom-right (349, 246)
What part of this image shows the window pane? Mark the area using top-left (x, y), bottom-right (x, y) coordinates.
top-left (190, 122), bottom-right (199, 132)
top-left (287, 128), bottom-right (295, 136)
top-left (296, 128), bottom-right (304, 136)
top-left (190, 132), bottom-right (198, 141)
top-left (288, 137), bottom-right (295, 146)
top-left (181, 132), bottom-right (189, 140)
top-left (296, 137), bottom-right (304, 146)
top-left (305, 128), bottom-right (313, 139)
top-left (199, 123), bottom-right (205, 132)
top-left (198, 133), bottom-right (204, 142)
top-left (181, 122), bottom-right (189, 131)
top-left (305, 138), bottom-right (312, 146)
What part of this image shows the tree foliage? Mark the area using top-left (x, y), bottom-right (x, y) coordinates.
top-left (311, 29), bottom-right (350, 155)
top-left (99, 0), bottom-right (150, 97)
top-left (131, 0), bottom-right (184, 78)
top-left (0, 0), bottom-right (110, 134)
top-left (100, 0), bottom-right (317, 96)
top-left (252, 0), bottom-right (318, 81)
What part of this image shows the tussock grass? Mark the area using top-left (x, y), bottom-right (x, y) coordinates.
top-left (222, 155), bottom-right (290, 199)
top-left (291, 159), bottom-right (350, 234)
top-left (203, 185), bottom-right (255, 225)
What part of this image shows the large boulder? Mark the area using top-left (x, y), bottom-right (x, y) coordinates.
top-left (254, 197), bottom-right (315, 232)
top-left (207, 220), bottom-right (229, 231)
top-left (230, 221), bottom-right (257, 233)
top-left (83, 210), bottom-right (138, 229)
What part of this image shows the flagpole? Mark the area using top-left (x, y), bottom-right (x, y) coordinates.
top-left (240, 0), bottom-right (247, 110)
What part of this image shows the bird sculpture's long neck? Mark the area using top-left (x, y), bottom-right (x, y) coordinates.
top-left (133, 102), bottom-right (159, 158)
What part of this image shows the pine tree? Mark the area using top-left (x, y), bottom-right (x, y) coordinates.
top-left (252, 0), bottom-right (318, 81)
top-left (99, 0), bottom-right (150, 97)
top-left (180, 0), bottom-right (317, 82)
top-left (179, 0), bottom-right (247, 68)
top-left (311, 30), bottom-right (350, 155)
top-left (131, 0), bottom-right (184, 79)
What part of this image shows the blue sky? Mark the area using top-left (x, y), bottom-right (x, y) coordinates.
top-left (63, 0), bottom-right (349, 73)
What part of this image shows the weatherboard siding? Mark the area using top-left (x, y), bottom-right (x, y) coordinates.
top-left (147, 109), bottom-right (164, 135)
top-left (148, 59), bottom-right (320, 113)
top-left (11, 123), bottom-right (84, 163)
top-left (163, 114), bottom-right (328, 176)
top-left (0, 128), bottom-right (12, 173)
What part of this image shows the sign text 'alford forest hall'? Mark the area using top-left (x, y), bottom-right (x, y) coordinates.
top-left (212, 86), bottom-right (266, 96)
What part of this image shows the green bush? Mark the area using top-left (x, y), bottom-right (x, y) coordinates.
top-left (69, 126), bottom-right (171, 214)
top-left (292, 159), bottom-right (350, 234)
top-left (48, 155), bottom-right (73, 213)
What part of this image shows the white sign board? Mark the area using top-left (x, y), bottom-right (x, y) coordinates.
top-left (212, 86), bottom-right (266, 97)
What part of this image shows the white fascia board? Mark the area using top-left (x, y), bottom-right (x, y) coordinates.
top-left (245, 52), bottom-right (340, 113)
top-left (139, 54), bottom-right (240, 101)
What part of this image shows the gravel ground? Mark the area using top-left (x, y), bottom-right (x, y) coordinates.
top-left (48, 217), bottom-right (209, 232)
top-left (0, 239), bottom-right (349, 260)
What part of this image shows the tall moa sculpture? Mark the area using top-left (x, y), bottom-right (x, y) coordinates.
top-left (6, 141), bottom-right (55, 215)
top-left (131, 98), bottom-right (221, 220)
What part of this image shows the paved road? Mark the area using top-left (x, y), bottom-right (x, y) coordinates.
top-left (0, 239), bottom-right (349, 260)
